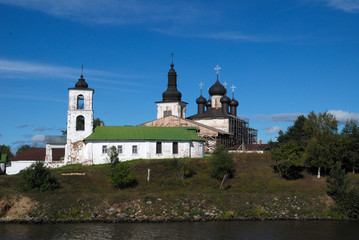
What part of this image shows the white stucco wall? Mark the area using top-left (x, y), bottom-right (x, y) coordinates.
top-left (6, 161), bottom-right (38, 175)
top-left (84, 140), bottom-right (204, 164)
top-left (156, 102), bottom-right (187, 119)
top-left (194, 118), bottom-right (229, 133)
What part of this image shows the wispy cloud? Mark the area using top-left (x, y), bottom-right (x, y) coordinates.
top-left (0, 134), bottom-right (2, 137)
top-left (13, 140), bottom-right (27, 145)
top-left (0, 94), bottom-right (65, 103)
top-left (30, 134), bottom-right (45, 143)
top-left (263, 126), bottom-right (283, 135)
top-left (0, 0), bottom-right (206, 25)
top-left (34, 126), bottom-right (54, 132)
top-left (324, 0), bottom-right (359, 12)
top-left (0, 59), bottom-right (145, 86)
top-left (328, 110), bottom-right (359, 123)
top-left (17, 124), bottom-right (32, 129)
top-left (254, 113), bottom-right (304, 122)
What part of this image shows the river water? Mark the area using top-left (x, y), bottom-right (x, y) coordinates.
top-left (0, 221), bottom-right (358, 240)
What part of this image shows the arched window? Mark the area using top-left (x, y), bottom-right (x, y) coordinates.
top-left (76, 115), bottom-right (85, 131)
top-left (77, 95), bottom-right (84, 109)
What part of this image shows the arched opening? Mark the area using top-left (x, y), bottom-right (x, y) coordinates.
top-left (76, 115), bottom-right (85, 131)
top-left (77, 95), bottom-right (84, 109)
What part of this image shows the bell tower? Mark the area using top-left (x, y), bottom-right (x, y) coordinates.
top-left (65, 67), bottom-right (94, 163)
top-left (156, 54), bottom-right (187, 119)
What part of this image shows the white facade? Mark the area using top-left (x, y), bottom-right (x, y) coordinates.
top-left (84, 140), bottom-right (204, 165)
top-left (156, 102), bottom-right (187, 119)
top-left (65, 88), bottom-right (94, 164)
top-left (211, 95), bottom-right (223, 109)
top-left (194, 118), bottom-right (229, 133)
top-left (6, 161), bottom-right (38, 175)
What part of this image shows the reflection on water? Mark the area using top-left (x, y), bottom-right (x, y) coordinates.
top-left (0, 221), bottom-right (358, 240)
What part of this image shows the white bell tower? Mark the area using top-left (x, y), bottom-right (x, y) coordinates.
top-left (65, 69), bottom-right (94, 163)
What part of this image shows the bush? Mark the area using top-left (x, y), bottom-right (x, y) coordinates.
top-left (20, 161), bottom-right (60, 191)
top-left (327, 162), bottom-right (359, 219)
top-left (109, 162), bottom-right (137, 188)
top-left (171, 158), bottom-right (195, 179)
top-left (209, 144), bottom-right (235, 180)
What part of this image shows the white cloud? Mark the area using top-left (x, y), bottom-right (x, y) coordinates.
top-left (34, 126), bottom-right (54, 132)
top-left (0, 59), bottom-right (145, 86)
top-left (328, 110), bottom-right (359, 123)
top-left (30, 134), bottom-right (45, 143)
top-left (324, 0), bottom-right (359, 12)
top-left (0, 0), bottom-right (206, 25)
top-left (255, 113), bottom-right (304, 122)
top-left (263, 126), bottom-right (283, 135)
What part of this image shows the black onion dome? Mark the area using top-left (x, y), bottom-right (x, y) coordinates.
top-left (75, 74), bottom-right (88, 88)
top-left (220, 95), bottom-right (230, 104)
top-left (209, 80), bottom-right (226, 96)
top-left (230, 97), bottom-right (239, 106)
top-left (196, 95), bottom-right (207, 104)
top-left (162, 63), bottom-right (182, 101)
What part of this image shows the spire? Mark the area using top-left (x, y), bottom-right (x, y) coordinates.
top-left (75, 65), bottom-right (88, 88)
top-left (162, 54), bottom-right (182, 102)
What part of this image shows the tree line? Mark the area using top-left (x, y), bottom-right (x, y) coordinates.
top-left (270, 111), bottom-right (359, 180)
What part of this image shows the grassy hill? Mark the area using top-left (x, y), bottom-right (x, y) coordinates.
top-left (1, 153), bottom-right (356, 221)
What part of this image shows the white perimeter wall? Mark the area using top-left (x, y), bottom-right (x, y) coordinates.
top-left (84, 140), bottom-right (204, 164)
top-left (6, 161), bottom-right (37, 175)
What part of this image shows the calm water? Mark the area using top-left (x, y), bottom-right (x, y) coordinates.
top-left (0, 221), bottom-right (358, 240)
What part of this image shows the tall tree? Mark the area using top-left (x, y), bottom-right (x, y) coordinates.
top-left (93, 118), bottom-right (104, 130)
top-left (304, 111), bottom-right (340, 178)
top-left (16, 144), bottom-right (31, 156)
top-left (0, 145), bottom-right (14, 161)
top-left (341, 120), bottom-right (359, 173)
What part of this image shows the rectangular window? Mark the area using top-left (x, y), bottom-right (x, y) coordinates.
top-left (132, 145), bottom-right (137, 154)
top-left (102, 145), bottom-right (108, 154)
top-left (117, 145), bottom-right (123, 154)
top-left (173, 142), bottom-right (178, 154)
top-left (164, 110), bottom-right (172, 117)
top-left (156, 142), bottom-right (162, 154)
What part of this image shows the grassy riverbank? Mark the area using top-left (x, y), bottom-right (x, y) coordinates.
top-left (1, 153), bottom-right (357, 221)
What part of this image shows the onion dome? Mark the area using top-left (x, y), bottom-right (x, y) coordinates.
top-left (205, 99), bottom-right (211, 107)
top-left (75, 74), bottom-right (88, 88)
top-left (209, 79), bottom-right (227, 96)
top-left (220, 95), bottom-right (230, 104)
top-left (162, 62), bottom-right (182, 101)
top-left (229, 97), bottom-right (239, 107)
top-left (196, 95), bottom-right (207, 104)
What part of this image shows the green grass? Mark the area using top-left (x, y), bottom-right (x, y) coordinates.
top-left (2, 153), bottom-right (357, 219)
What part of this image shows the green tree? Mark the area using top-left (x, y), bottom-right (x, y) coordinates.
top-left (93, 118), bottom-right (104, 130)
top-left (209, 144), bottom-right (235, 180)
top-left (0, 145), bottom-right (14, 161)
top-left (16, 144), bottom-right (31, 156)
top-left (109, 162), bottom-right (137, 188)
top-left (271, 141), bottom-right (304, 179)
top-left (108, 146), bottom-right (119, 176)
top-left (327, 162), bottom-right (359, 218)
top-left (341, 120), bottom-right (359, 173)
top-left (304, 111), bottom-right (340, 178)
top-left (20, 162), bottom-right (60, 191)
top-left (277, 115), bottom-right (310, 147)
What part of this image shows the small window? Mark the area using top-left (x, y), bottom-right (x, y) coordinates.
top-left (132, 145), bottom-right (137, 154)
top-left (102, 145), bottom-right (108, 154)
top-left (164, 110), bottom-right (172, 117)
top-left (117, 145), bottom-right (123, 154)
top-left (173, 142), bottom-right (178, 154)
top-left (76, 115), bottom-right (85, 131)
top-left (156, 142), bottom-right (162, 154)
top-left (77, 95), bottom-right (84, 109)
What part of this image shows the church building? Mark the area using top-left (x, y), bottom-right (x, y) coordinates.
top-left (141, 62), bottom-right (258, 152)
top-left (45, 69), bottom-right (205, 167)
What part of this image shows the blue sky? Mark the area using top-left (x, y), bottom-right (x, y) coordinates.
top-left (0, 0), bottom-right (359, 152)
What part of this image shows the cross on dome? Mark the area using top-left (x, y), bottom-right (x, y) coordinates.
top-left (199, 82), bottom-right (204, 95)
top-left (214, 65), bottom-right (221, 76)
top-left (230, 84), bottom-right (236, 98)
top-left (223, 81), bottom-right (228, 89)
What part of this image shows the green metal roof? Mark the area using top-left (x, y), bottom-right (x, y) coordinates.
top-left (85, 126), bottom-right (205, 142)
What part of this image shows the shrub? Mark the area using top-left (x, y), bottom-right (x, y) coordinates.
top-left (209, 144), bottom-right (235, 180)
top-left (171, 158), bottom-right (195, 179)
top-left (327, 162), bottom-right (359, 219)
top-left (20, 161), bottom-right (60, 191)
top-left (109, 162), bottom-right (137, 188)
